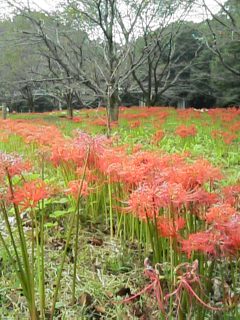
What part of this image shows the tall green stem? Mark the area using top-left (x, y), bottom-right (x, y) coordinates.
top-left (6, 171), bottom-right (38, 319)
top-left (50, 148), bottom-right (89, 318)
top-left (108, 176), bottom-right (114, 238)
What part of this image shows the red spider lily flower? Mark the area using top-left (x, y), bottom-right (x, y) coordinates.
top-left (119, 105), bottom-right (127, 111)
top-left (153, 159), bottom-right (222, 191)
top-left (121, 110), bottom-right (148, 121)
top-left (227, 227), bottom-right (240, 253)
top-left (50, 131), bottom-right (111, 168)
top-left (221, 132), bottom-right (237, 145)
top-left (157, 216), bottom-right (186, 238)
top-left (66, 180), bottom-right (89, 198)
top-left (156, 182), bottom-right (200, 208)
top-left (72, 116), bottom-right (82, 123)
top-left (97, 148), bottom-right (126, 183)
top-left (126, 152), bottom-right (163, 183)
top-left (186, 159), bottom-right (223, 189)
top-left (216, 216), bottom-right (240, 254)
top-left (177, 109), bottom-right (195, 120)
top-left (92, 118), bottom-right (107, 126)
top-left (132, 144), bottom-right (142, 153)
top-left (222, 184), bottom-right (240, 207)
top-left (127, 184), bottom-right (160, 221)
top-left (110, 121), bottom-right (118, 128)
top-left (0, 131), bottom-right (9, 142)
top-left (211, 129), bottom-right (222, 140)
top-left (50, 140), bottom-right (80, 166)
top-left (229, 120), bottom-right (240, 133)
top-left (127, 182), bottom-right (200, 221)
top-left (187, 190), bottom-right (219, 220)
top-left (175, 124), bottom-right (197, 138)
top-left (212, 130), bottom-right (237, 145)
top-left (101, 151), bottom-right (190, 188)
top-left (181, 230), bottom-right (223, 258)
top-left (130, 120), bottom-right (141, 128)
top-left (220, 110), bottom-right (239, 122)
top-left (76, 167), bottom-right (98, 183)
top-left (73, 131), bottom-right (111, 168)
top-left (13, 180), bottom-right (50, 209)
top-left (157, 110), bottom-right (170, 120)
top-left (152, 130), bottom-right (165, 144)
top-left (92, 118), bottom-right (118, 128)
top-left (206, 204), bottom-right (237, 224)
top-left (102, 151), bottom-right (162, 187)
top-left (2, 119), bottom-right (64, 146)
top-left (192, 189), bottom-right (219, 207)
top-left (153, 119), bottom-right (165, 129)
top-left (0, 151), bottom-right (31, 179)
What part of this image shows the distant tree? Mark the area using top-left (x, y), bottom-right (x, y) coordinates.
top-left (162, 22), bottom-right (204, 106)
top-left (201, 0), bottom-right (240, 105)
top-left (187, 47), bottom-right (216, 108)
top-left (0, 14), bottom-right (52, 111)
top-left (202, 0), bottom-right (240, 76)
top-left (6, 0), bottom-right (196, 121)
top-left (127, 9), bottom-right (201, 106)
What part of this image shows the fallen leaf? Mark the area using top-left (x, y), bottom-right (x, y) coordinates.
top-left (106, 291), bottom-right (114, 298)
top-left (94, 305), bottom-right (106, 314)
top-left (87, 237), bottom-right (103, 246)
top-left (78, 292), bottom-right (93, 307)
top-left (116, 287), bottom-right (131, 297)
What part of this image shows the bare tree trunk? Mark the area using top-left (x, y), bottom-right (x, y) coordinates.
top-left (144, 92), bottom-right (156, 107)
top-left (21, 85), bottom-right (35, 112)
top-left (109, 94), bottom-right (119, 121)
top-left (107, 85), bottom-right (119, 122)
top-left (28, 95), bottom-right (35, 113)
top-left (144, 94), bottom-right (151, 107)
top-left (2, 103), bottom-right (7, 119)
top-left (58, 100), bottom-right (62, 111)
top-left (68, 105), bottom-right (73, 118)
top-left (106, 87), bottom-right (119, 137)
top-left (64, 89), bottom-right (74, 119)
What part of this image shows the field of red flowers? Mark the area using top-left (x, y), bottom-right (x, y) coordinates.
top-left (0, 107), bottom-right (239, 319)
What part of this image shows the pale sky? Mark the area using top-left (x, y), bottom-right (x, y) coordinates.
top-left (0, 0), bottom-right (226, 22)
top-left (33, 0), bottom-right (226, 21)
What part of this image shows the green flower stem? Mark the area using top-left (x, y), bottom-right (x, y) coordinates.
top-left (72, 147), bottom-right (89, 304)
top-left (108, 176), bottom-right (114, 238)
top-left (0, 203), bottom-right (29, 296)
top-left (40, 208), bottom-right (45, 319)
top-left (7, 171), bottom-right (38, 319)
top-left (50, 148), bottom-right (89, 318)
top-left (50, 199), bottom-right (79, 319)
top-left (0, 230), bottom-right (29, 299)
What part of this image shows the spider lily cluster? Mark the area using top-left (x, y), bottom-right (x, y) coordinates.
top-left (0, 107), bottom-right (239, 318)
